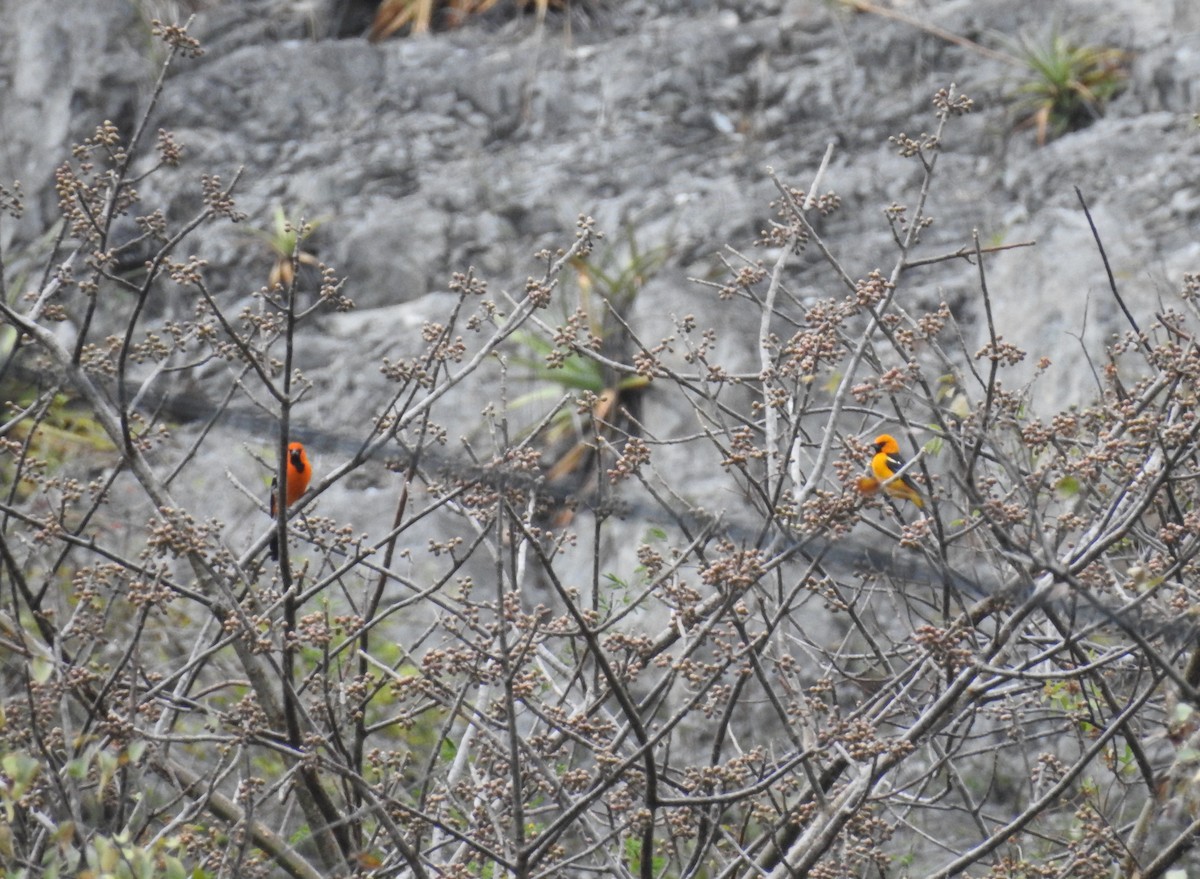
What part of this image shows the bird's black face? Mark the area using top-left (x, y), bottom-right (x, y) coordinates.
top-left (874, 440), bottom-right (886, 453)
top-left (290, 448), bottom-right (306, 473)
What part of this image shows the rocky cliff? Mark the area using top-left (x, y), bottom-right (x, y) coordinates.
top-left (3, 0), bottom-right (1198, 552)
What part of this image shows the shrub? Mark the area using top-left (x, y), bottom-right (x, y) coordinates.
top-left (1010, 30), bottom-right (1129, 144)
top-left (3, 18), bottom-right (1199, 879)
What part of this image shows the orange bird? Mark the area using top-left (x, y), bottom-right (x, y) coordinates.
top-left (269, 441), bottom-right (312, 560)
top-left (868, 433), bottom-right (924, 508)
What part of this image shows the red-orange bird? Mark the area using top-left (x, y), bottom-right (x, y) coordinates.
top-left (269, 442), bottom-right (312, 560)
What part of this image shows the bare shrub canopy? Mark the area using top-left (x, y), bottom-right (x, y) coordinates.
top-left (3, 19), bottom-right (1200, 879)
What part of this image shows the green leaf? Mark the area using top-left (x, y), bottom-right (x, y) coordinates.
top-left (31, 657), bottom-right (54, 684)
top-left (1056, 475), bottom-right (1081, 497)
top-left (123, 740), bottom-right (148, 764)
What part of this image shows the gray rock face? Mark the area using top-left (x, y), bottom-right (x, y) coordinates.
top-left (2, 0), bottom-right (1197, 549)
